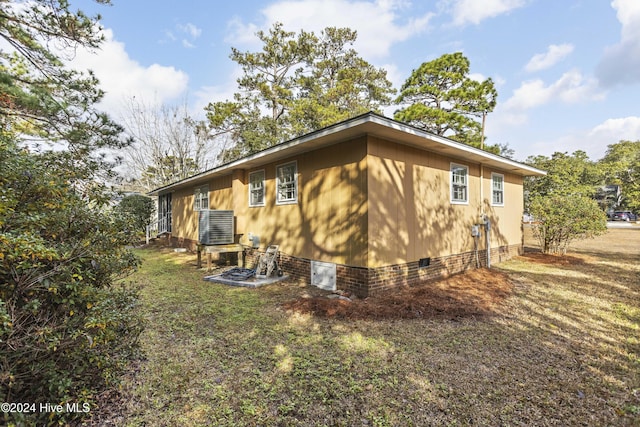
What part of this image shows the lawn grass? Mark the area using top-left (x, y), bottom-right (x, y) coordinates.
top-left (106, 228), bottom-right (639, 426)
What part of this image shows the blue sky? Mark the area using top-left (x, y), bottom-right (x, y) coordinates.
top-left (69, 0), bottom-right (640, 162)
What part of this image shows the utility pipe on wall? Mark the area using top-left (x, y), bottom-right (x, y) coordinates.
top-left (479, 163), bottom-right (490, 269)
top-left (483, 214), bottom-right (491, 268)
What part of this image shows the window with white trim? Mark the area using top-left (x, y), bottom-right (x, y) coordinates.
top-left (249, 170), bottom-right (265, 207)
top-left (276, 161), bottom-right (297, 204)
top-left (194, 185), bottom-right (209, 211)
top-left (450, 163), bottom-right (468, 204)
top-left (492, 173), bottom-right (504, 206)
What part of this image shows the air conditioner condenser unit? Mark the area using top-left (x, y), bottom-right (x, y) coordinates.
top-left (198, 210), bottom-right (234, 245)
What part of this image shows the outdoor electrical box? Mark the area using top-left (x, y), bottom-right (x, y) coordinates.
top-left (246, 233), bottom-right (260, 249)
top-left (198, 210), bottom-right (234, 245)
top-left (471, 225), bottom-right (481, 237)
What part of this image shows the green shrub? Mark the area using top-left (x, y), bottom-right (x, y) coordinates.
top-left (529, 194), bottom-right (607, 254)
top-left (115, 194), bottom-right (155, 236)
top-left (0, 138), bottom-right (144, 425)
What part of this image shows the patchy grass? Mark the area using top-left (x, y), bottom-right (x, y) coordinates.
top-left (92, 229), bottom-right (639, 426)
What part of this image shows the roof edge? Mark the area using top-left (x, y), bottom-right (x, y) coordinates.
top-left (148, 112), bottom-right (545, 196)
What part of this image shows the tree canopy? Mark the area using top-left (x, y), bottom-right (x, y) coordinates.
top-left (394, 52), bottom-right (498, 151)
top-left (523, 143), bottom-right (640, 254)
top-left (0, 137), bottom-right (143, 425)
top-left (206, 22), bottom-right (394, 162)
top-left (0, 0), bottom-right (127, 162)
top-left (524, 150), bottom-right (601, 203)
top-left (289, 27), bottom-right (394, 135)
top-left (119, 97), bottom-right (212, 192)
top-left (524, 151), bottom-right (608, 254)
top-left (599, 140), bottom-right (640, 212)
top-left (529, 194), bottom-right (607, 254)
top-left (0, 2), bottom-right (142, 424)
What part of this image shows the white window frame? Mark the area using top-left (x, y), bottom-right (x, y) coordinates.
top-left (491, 173), bottom-right (505, 206)
top-left (249, 170), bottom-right (266, 207)
top-left (450, 163), bottom-right (469, 204)
top-left (194, 185), bottom-right (209, 211)
top-left (276, 161), bottom-right (298, 205)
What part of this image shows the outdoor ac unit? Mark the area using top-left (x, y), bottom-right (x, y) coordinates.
top-left (198, 210), bottom-right (234, 245)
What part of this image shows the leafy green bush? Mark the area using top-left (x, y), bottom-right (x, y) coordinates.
top-left (116, 194), bottom-right (155, 237)
top-left (529, 194), bottom-right (607, 254)
top-left (0, 138), bottom-right (144, 425)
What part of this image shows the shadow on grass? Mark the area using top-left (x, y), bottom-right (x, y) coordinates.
top-left (105, 233), bottom-right (640, 427)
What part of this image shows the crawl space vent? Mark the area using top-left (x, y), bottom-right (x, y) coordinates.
top-left (311, 260), bottom-right (336, 292)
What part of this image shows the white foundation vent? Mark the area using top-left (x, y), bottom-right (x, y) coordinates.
top-left (311, 260), bottom-right (337, 291)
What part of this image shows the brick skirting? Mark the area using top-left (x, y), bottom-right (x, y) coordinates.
top-left (164, 235), bottom-right (521, 298)
top-left (277, 244), bottom-right (522, 298)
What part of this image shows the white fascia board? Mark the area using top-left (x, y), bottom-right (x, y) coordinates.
top-left (148, 112), bottom-right (545, 196)
top-left (365, 114), bottom-right (547, 177)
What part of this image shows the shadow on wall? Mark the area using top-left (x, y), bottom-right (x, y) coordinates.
top-left (368, 144), bottom-right (512, 268)
top-left (245, 138), bottom-right (368, 267)
top-left (244, 137), bottom-right (513, 271)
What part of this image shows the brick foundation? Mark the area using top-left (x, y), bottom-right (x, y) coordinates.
top-left (278, 244), bottom-right (523, 298)
top-left (163, 235), bottom-right (521, 298)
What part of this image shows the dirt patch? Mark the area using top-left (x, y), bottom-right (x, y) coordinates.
top-left (282, 268), bottom-right (513, 320)
top-left (519, 252), bottom-right (585, 266)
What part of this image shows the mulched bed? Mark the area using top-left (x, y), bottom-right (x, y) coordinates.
top-left (282, 268), bottom-right (513, 320)
top-left (520, 252), bottom-right (586, 266)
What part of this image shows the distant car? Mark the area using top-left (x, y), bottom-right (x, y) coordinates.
top-left (611, 211), bottom-right (637, 222)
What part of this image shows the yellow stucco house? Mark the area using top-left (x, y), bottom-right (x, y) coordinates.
top-left (149, 112), bottom-right (545, 297)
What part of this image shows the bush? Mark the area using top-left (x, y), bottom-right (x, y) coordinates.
top-left (529, 194), bottom-right (607, 254)
top-left (115, 194), bottom-right (155, 237)
top-left (0, 139), bottom-right (144, 425)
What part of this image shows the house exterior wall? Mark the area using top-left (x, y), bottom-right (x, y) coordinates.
top-left (368, 136), bottom-right (477, 267)
top-left (170, 174), bottom-right (233, 243)
top-left (366, 136), bottom-right (524, 270)
top-left (161, 132), bottom-right (525, 296)
top-left (208, 174), bottom-right (234, 210)
top-left (482, 167), bottom-right (524, 251)
top-left (164, 137), bottom-right (369, 265)
top-left (241, 137), bottom-right (369, 267)
top-left (171, 186), bottom-right (197, 243)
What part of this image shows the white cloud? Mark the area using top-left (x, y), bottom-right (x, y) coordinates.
top-left (66, 29), bottom-right (189, 116)
top-left (447, 0), bottom-right (527, 26)
top-left (162, 23), bottom-right (202, 49)
top-left (596, 0), bottom-right (640, 87)
top-left (163, 30), bottom-right (177, 42)
top-left (468, 72), bottom-right (487, 82)
top-left (492, 115), bottom-right (640, 162)
top-left (524, 43), bottom-right (574, 72)
top-left (503, 70), bottom-right (605, 111)
top-left (536, 117), bottom-right (640, 160)
top-left (178, 23), bottom-right (202, 48)
top-left (589, 116), bottom-right (640, 142)
top-left (179, 23), bottom-right (202, 40)
top-left (192, 65), bottom-right (246, 119)
top-left (492, 70), bottom-right (607, 142)
top-left (225, 0), bottom-right (433, 59)
top-left (225, 17), bottom-right (260, 46)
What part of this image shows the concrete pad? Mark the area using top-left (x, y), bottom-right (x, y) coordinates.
top-left (203, 273), bottom-right (289, 288)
